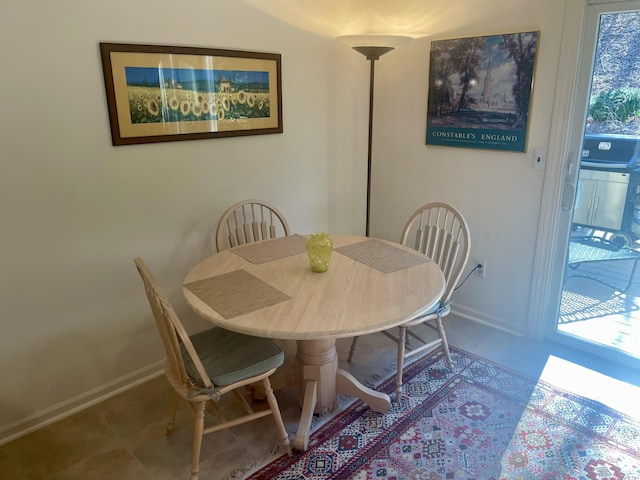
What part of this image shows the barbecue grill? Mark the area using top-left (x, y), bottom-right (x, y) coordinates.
top-left (581, 133), bottom-right (640, 170)
top-left (574, 133), bottom-right (640, 243)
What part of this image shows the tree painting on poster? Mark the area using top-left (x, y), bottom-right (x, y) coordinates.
top-left (426, 31), bottom-right (538, 152)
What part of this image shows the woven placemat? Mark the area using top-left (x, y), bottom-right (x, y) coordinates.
top-left (231, 234), bottom-right (307, 264)
top-left (184, 269), bottom-right (290, 319)
top-left (335, 239), bottom-right (429, 273)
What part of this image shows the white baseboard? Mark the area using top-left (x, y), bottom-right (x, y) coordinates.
top-left (0, 360), bottom-right (164, 446)
top-left (0, 311), bottom-right (524, 447)
top-left (452, 305), bottom-right (525, 337)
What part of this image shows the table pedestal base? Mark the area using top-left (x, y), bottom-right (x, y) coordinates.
top-left (294, 338), bottom-right (390, 450)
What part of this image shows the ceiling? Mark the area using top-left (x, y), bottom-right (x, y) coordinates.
top-left (238, 0), bottom-right (478, 39)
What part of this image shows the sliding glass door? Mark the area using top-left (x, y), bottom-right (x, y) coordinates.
top-left (546, 0), bottom-right (640, 367)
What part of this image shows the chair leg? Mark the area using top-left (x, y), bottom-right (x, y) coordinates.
top-left (190, 401), bottom-right (206, 480)
top-left (347, 336), bottom-right (358, 362)
top-left (436, 317), bottom-right (454, 370)
top-left (166, 392), bottom-right (180, 436)
top-left (261, 378), bottom-right (292, 455)
top-left (395, 327), bottom-right (407, 402)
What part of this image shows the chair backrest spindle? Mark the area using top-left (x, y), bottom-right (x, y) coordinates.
top-left (216, 199), bottom-right (290, 252)
top-left (134, 258), bottom-right (213, 391)
top-left (401, 203), bottom-right (471, 305)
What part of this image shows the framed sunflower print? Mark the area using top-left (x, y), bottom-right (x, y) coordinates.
top-left (99, 43), bottom-right (283, 146)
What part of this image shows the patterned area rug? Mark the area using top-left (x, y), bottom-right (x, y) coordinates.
top-left (248, 347), bottom-right (640, 479)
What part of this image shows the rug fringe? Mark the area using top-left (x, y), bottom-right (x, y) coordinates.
top-left (224, 441), bottom-right (288, 479)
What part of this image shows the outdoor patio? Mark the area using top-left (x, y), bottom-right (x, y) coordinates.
top-left (560, 244), bottom-right (640, 358)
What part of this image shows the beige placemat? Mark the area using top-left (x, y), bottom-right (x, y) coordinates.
top-left (335, 239), bottom-right (430, 273)
top-left (184, 269), bottom-right (291, 319)
top-left (231, 234), bottom-right (307, 264)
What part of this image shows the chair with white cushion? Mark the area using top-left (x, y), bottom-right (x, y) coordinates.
top-left (134, 257), bottom-right (291, 480)
top-left (347, 202), bottom-right (471, 401)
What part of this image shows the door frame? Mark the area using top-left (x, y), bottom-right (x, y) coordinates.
top-left (529, 0), bottom-right (640, 366)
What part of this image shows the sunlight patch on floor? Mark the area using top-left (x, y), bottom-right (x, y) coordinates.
top-left (539, 355), bottom-right (640, 419)
top-left (559, 314), bottom-right (640, 357)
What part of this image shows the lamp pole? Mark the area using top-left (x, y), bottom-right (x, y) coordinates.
top-left (352, 47), bottom-right (394, 236)
top-left (337, 35), bottom-right (412, 237)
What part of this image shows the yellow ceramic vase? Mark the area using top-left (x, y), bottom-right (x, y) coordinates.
top-left (306, 233), bottom-right (333, 273)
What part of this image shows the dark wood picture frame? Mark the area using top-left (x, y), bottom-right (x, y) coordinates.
top-left (100, 43), bottom-right (283, 146)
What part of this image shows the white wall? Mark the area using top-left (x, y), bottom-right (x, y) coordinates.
top-left (0, 0), bottom-right (569, 442)
top-left (0, 0), bottom-right (365, 442)
top-left (368, 0), bottom-right (567, 334)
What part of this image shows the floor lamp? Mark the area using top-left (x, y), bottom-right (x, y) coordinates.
top-left (337, 35), bottom-right (412, 236)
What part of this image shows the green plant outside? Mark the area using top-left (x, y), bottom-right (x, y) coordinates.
top-left (588, 87), bottom-right (640, 123)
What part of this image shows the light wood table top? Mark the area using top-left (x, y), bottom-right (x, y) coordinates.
top-left (183, 234), bottom-right (445, 450)
top-left (183, 234), bottom-right (445, 340)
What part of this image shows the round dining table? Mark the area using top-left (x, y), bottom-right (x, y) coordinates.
top-left (183, 234), bottom-right (445, 450)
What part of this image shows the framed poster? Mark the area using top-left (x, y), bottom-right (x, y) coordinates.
top-left (100, 43), bottom-right (282, 146)
top-left (426, 31), bottom-right (539, 152)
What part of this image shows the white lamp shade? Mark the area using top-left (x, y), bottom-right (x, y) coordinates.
top-left (336, 34), bottom-right (413, 49)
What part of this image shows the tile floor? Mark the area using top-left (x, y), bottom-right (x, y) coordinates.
top-left (1, 317), bottom-right (639, 480)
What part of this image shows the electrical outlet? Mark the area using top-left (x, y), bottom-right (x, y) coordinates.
top-left (475, 260), bottom-right (487, 278)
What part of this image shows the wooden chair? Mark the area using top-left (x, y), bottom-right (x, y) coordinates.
top-left (215, 199), bottom-right (290, 252)
top-left (347, 202), bottom-right (471, 400)
top-left (215, 199), bottom-right (293, 397)
top-left (133, 258), bottom-right (291, 480)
